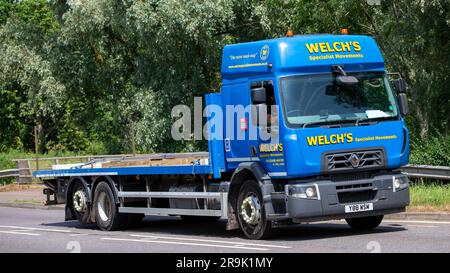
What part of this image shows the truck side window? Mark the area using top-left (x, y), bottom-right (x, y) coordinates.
top-left (250, 81), bottom-right (277, 127)
top-left (264, 81), bottom-right (277, 127)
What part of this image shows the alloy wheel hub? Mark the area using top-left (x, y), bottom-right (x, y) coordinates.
top-left (73, 190), bottom-right (87, 213)
top-left (240, 195), bottom-right (261, 225)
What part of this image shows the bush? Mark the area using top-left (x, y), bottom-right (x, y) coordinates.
top-left (409, 133), bottom-right (450, 166)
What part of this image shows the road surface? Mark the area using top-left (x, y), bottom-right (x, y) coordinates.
top-left (0, 206), bottom-right (449, 253)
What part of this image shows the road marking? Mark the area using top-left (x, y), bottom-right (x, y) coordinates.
top-left (101, 237), bottom-right (269, 251)
top-left (0, 230), bottom-right (40, 236)
top-left (130, 234), bottom-right (291, 249)
top-left (382, 220), bottom-right (450, 225)
top-left (406, 225), bottom-right (438, 228)
top-left (0, 225), bottom-right (73, 233)
top-left (69, 233), bottom-right (89, 237)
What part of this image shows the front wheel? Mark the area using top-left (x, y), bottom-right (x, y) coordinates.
top-left (93, 182), bottom-right (128, 231)
top-left (346, 215), bottom-right (384, 230)
top-left (236, 180), bottom-right (272, 240)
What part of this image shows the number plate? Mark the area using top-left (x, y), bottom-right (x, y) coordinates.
top-left (345, 203), bottom-right (373, 213)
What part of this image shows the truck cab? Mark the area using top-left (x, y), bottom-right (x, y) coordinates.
top-left (211, 34), bottom-right (410, 238)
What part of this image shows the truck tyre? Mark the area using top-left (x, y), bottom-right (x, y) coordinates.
top-left (236, 180), bottom-right (272, 240)
top-left (71, 181), bottom-right (91, 225)
top-left (346, 215), bottom-right (384, 230)
top-left (93, 182), bottom-right (127, 231)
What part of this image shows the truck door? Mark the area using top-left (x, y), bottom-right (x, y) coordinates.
top-left (250, 80), bottom-right (287, 176)
top-left (222, 81), bottom-right (252, 167)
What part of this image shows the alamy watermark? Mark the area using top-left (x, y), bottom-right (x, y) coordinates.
top-left (171, 97), bottom-right (280, 143)
top-left (66, 241), bottom-right (81, 253)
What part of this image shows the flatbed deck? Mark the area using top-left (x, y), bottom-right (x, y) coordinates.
top-left (34, 152), bottom-right (213, 178)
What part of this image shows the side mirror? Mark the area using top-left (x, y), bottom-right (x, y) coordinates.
top-left (393, 78), bottom-right (406, 93)
top-left (251, 87), bottom-right (266, 104)
top-left (398, 93), bottom-right (409, 116)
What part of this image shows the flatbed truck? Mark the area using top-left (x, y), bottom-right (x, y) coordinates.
top-left (35, 32), bottom-right (411, 239)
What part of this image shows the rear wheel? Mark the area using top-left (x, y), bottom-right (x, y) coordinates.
top-left (236, 180), bottom-right (272, 240)
top-left (346, 215), bottom-right (384, 230)
top-left (93, 182), bottom-right (128, 231)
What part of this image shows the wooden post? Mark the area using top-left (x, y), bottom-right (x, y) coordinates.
top-left (34, 125), bottom-right (39, 171)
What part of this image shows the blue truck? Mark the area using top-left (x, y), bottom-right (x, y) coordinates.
top-left (35, 33), bottom-right (411, 240)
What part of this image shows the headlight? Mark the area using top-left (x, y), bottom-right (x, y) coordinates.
top-left (287, 184), bottom-right (320, 200)
top-left (393, 176), bottom-right (408, 192)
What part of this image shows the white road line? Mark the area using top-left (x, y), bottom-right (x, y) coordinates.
top-left (69, 233), bottom-right (89, 237)
top-left (0, 225), bottom-right (73, 233)
top-left (408, 224), bottom-right (439, 228)
top-left (382, 220), bottom-right (450, 225)
top-left (101, 237), bottom-right (269, 251)
top-left (130, 234), bottom-right (291, 249)
top-left (0, 230), bottom-right (40, 236)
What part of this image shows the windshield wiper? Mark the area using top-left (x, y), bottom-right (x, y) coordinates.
top-left (302, 115), bottom-right (398, 128)
top-left (302, 119), bottom-right (356, 128)
top-left (354, 116), bottom-right (398, 126)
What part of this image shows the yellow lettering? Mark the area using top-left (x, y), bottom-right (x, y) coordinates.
top-left (337, 134), bottom-right (344, 143)
top-left (330, 134), bottom-right (337, 144)
top-left (352, 41), bottom-right (361, 52)
top-left (347, 133), bottom-right (353, 143)
top-left (305, 43), bottom-right (319, 54)
top-left (333, 42), bottom-right (342, 52)
top-left (279, 143), bottom-right (283, 152)
top-left (341, 42), bottom-right (351, 52)
top-left (319, 43), bottom-right (328, 53)
top-left (325, 43), bottom-right (335, 53)
top-left (318, 135), bottom-right (325, 145)
top-left (259, 144), bottom-right (265, 152)
top-left (307, 136), bottom-right (318, 146)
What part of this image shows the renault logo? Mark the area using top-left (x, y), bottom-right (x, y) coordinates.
top-left (350, 153), bottom-right (361, 168)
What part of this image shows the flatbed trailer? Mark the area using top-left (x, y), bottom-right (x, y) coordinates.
top-left (37, 151), bottom-right (229, 219)
top-left (35, 33), bottom-right (411, 239)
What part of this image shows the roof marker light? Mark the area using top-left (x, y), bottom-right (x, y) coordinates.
top-left (340, 28), bottom-right (349, 35)
top-left (286, 29), bottom-right (294, 37)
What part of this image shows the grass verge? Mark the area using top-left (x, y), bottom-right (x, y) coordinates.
top-left (0, 183), bottom-right (43, 192)
top-left (408, 182), bottom-right (450, 212)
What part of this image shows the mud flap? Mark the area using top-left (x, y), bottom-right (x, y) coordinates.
top-left (225, 202), bottom-right (239, 230)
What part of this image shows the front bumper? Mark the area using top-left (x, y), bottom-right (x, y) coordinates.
top-left (284, 173), bottom-right (409, 222)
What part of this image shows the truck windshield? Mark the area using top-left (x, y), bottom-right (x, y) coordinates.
top-left (279, 72), bottom-right (399, 127)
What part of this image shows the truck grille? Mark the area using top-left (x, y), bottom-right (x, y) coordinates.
top-left (330, 171), bottom-right (376, 182)
top-left (324, 149), bottom-right (385, 173)
top-left (337, 190), bottom-right (376, 203)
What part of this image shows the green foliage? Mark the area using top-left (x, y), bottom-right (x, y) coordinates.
top-left (0, 0), bottom-right (448, 158)
top-left (0, 0), bottom-right (13, 25)
top-left (0, 89), bottom-right (29, 151)
top-left (410, 182), bottom-right (450, 209)
top-left (410, 133), bottom-right (450, 166)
